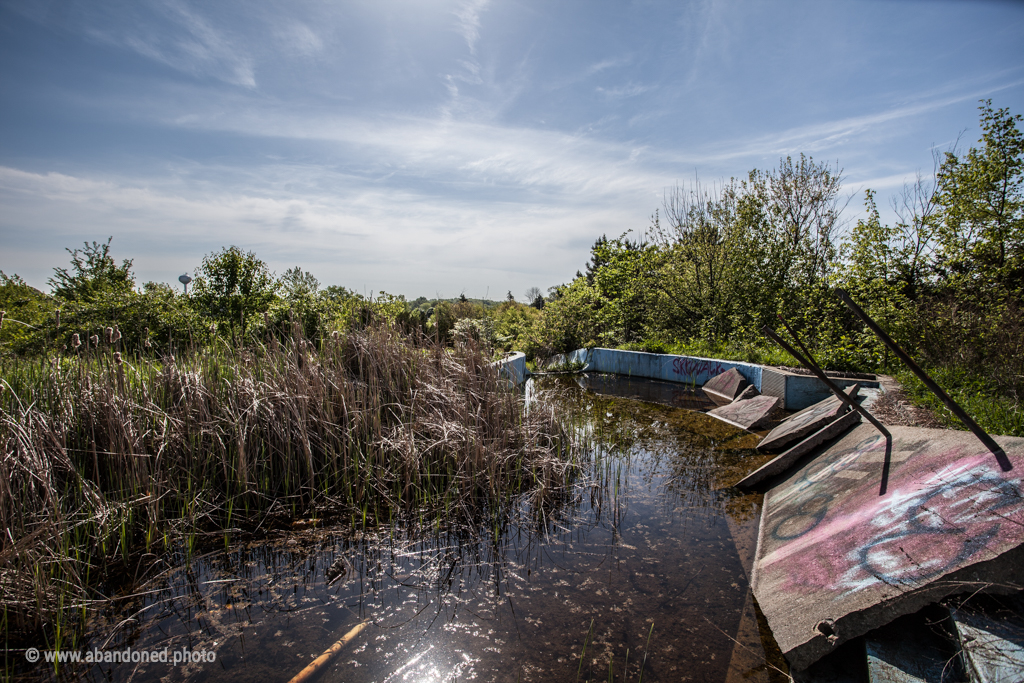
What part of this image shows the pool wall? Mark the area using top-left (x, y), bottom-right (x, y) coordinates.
top-left (559, 347), bottom-right (879, 411)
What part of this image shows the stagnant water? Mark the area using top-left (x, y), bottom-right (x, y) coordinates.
top-left (65, 375), bottom-right (791, 682)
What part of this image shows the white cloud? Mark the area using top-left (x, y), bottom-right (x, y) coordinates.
top-left (452, 0), bottom-right (490, 55)
top-left (0, 162), bottom-right (651, 298)
top-left (277, 21), bottom-right (323, 58)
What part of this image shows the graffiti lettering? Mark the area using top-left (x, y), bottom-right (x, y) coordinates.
top-left (671, 358), bottom-right (724, 381)
top-left (859, 474), bottom-right (1023, 584)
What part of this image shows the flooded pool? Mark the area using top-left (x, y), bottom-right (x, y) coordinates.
top-left (68, 375), bottom-right (790, 682)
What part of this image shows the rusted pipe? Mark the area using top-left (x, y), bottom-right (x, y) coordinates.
top-left (762, 325), bottom-right (894, 494)
top-left (836, 288), bottom-right (1011, 472)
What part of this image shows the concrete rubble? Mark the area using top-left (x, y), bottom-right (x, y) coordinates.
top-left (749, 423), bottom-right (1024, 672)
top-left (702, 367), bottom-right (750, 405)
top-left (707, 394), bottom-right (779, 431)
top-left (736, 410), bottom-right (861, 490)
top-left (757, 385), bottom-right (859, 453)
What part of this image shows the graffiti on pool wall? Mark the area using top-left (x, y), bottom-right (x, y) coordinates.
top-left (758, 437), bottom-right (1024, 599)
top-left (671, 357), bottom-right (725, 382)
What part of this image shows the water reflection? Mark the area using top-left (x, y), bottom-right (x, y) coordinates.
top-left (68, 376), bottom-right (786, 682)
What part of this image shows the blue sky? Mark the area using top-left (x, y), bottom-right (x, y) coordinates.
top-left (1, 0), bottom-right (1022, 300)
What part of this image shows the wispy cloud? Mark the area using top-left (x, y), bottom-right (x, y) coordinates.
top-left (8, 0), bottom-right (257, 87)
top-left (452, 0), bottom-right (490, 55)
top-left (596, 83), bottom-right (652, 99)
top-left (277, 21), bottom-right (323, 58)
top-left (0, 163), bottom-right (645, 296)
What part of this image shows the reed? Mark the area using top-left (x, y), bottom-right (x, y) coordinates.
top-left (0, 323), bottom-right (581, 648)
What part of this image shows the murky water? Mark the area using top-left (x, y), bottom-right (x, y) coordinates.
top-left (69, 375), bottom-right (789, 682)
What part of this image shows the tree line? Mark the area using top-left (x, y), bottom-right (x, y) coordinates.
top-left (2, 101), bottom-right (1020, 431)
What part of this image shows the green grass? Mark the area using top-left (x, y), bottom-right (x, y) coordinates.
top-left (896, 366), bottom-right (1024, 437)
top-left (657, 339), bottom-right (798, 367)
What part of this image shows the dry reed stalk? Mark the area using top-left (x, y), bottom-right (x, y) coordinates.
top-left (0, 324), bottom-right (580, 644)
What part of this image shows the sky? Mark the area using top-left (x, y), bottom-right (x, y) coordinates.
top-left (1, 0), bottom-right (1022, 301)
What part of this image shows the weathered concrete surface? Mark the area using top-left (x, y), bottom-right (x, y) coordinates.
top-left (751, 424), bottom-right (1024, 671)
top-left (864, 607), bottom-right (965, 683)
top-left (732, 384), bottom-right (761, 403)
top-left (761, 367), bottom-right (880, 411)
top-left (736, 410), bottom-right (862, 490)
top-left (492, 351), bottom-right (527, 385)
top-left (950, 605), bottom-right (1024, 682)
top-left (553, 347), bottom-right (884, 410)
top-left (758, 385), bottom-right (860, 453)
top-left (703, 368), bottom-right (750, 405)
top-left (708, 395), bottom-right (779, 431)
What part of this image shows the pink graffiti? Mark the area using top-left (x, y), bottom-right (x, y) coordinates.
top-left (759, 443), bottom-right (1024, 599)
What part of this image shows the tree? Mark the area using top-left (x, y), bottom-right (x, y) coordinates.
top-left (935, 100), bottom-right (1024, 294)
top-left (524, 287), bottom-right (543, 304)
top-left (49, 238), bottom-right (135, 302)
top-left (280, 267), bottom-right (320, 300)
top-left (192, 246), bottom-right (278, 335)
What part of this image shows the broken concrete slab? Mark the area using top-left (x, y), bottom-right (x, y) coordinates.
top-left (708, 395), bottom-right (779, 431)
top-left (750, 424), bottom-right (1024, 672)
top-left (732, 384), bottom-right (760, 402)
top-left (703, 367), bottom-right (749, 406)
top-left (864, 607), bottom-right (965, 683)
top-left (950, 605), bottom-right (1024, 682)
top-left (736, 410), bottom-right (861, 490)
top-left (758, 384), bottom-right (860, 453)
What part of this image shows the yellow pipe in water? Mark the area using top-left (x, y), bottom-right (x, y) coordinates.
top-left (285, 621), bottom-right (367, 683)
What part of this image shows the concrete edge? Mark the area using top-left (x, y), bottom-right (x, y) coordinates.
top-left (491, 351), bottom-right (527, 385)
top-left (736, 410), bottom-right (863, 491)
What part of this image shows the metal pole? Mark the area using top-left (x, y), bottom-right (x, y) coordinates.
top-left (761, 326), bottom-right (891, 442)
top-left (836, 288), bottom-right (1011, 472)
top-left (763, 325), bottom-right (895, 494)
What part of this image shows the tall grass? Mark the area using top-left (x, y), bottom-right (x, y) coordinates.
top-left (895, 366), bottom-right (1024, 437)
top-left (0, 323), bottom-right (581, 649)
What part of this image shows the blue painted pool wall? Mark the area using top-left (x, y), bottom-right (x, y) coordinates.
top-left (565, 347), bottom-right (764, 391)
top-left (493, 352), bottom-right (528, 385)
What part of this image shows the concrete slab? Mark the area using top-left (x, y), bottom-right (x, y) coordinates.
top-left (758, 385), bottom-right (860, 453)
top-left (708, 395), bottom-right (779, 431)
top-left (736, 410), bottom-right (862, 491)
top-left (733, 384), bottom-right (761, 402)
top-left (751, 424), bottom-right (1024, 671)
top-left (864, 607), bottom-right (965, 683)
top-left (950, 605), bottom-right (1024, 682)
top-left (703, 368), bottom-right (751, 406)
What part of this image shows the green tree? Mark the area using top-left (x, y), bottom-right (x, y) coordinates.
top-left (280, 266), bottom-right (321, 299)
top-left (49, 238), bottom-right (135, 302)
top-left (936, 100), bottom-right (1024, 294)
top-left (192, 246), bottom-right (278, 336)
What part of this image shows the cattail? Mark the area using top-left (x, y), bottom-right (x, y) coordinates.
top-left (111, 325), bottom-right (121, 344)
top-left (90, 334), bottom-right (99, 347)
top-left (105, 327), bottom-right (113, 344)
top-left (71, 333), bottom-right (81, 349)
top-left (0, 310), bottom-right (5, 329)
top-left (113, 352), bottom-right (122, 365)
top-left (55, 309), bottom-right (60, 329)
top-left (210, 324), bottom-right (216, 336)
top-left (144, 340), bottom-right (152, 349)
top-left (263, 311), bottom-right (270, 326)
